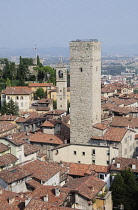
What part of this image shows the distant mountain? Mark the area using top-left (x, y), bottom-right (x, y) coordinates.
top-left (0, 44), bottom-right (138, 58)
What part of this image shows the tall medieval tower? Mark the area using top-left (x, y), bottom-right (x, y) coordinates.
top-left (70, 39), bottom-right (101, 144)
top-left (56, 61), bottom-right (67, 111)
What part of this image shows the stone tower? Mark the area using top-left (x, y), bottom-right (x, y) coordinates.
top-left (56, 61), bottom-right (67, 111)
top-left (70, 39), bottom-right (101, 144)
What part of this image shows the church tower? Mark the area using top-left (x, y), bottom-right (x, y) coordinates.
top-left (56, 59), bottom-right (67, 111)
top-left (70, 39), bottom-right (101, 144)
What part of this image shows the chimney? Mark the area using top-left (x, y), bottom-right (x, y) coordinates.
top-left (8, 197), bottom-right (15, 205)
top-left (132, 164), bottom-right (136, 169)
top-left (117, 163), bottom-right (120, 168)
top-left (25, 196), bottom-right (32, 206)
top-left (43, 194), bottom-right (48, 202)
top-left (55, 187), bottom-right (60, 197)
top-left (64, 139), bottom-right (67, 144)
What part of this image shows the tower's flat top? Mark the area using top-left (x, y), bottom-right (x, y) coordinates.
top-left (71, 39), bottom-right (98, 42)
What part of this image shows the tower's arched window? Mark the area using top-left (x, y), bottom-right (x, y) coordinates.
top-left (58, 70), bottom-right (63, 78)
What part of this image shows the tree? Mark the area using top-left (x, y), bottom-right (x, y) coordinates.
top-left (110, 169), bottom-right (138, 210)
top-left (53, 100), bottom-right (57, 109)
top-left (7, 99), bottom-right (18, 115)
top-left (1, 99), bottom-right (19, 115)
top-left (6, 78), bottom-right (11, 87)
top-left (110, 174), bottom-right (125, 209)
top-left (35, 88), bottom-right (45, 99)
top-left (1, 100), bottom-right (8, 115)
top-left (36, 66), bottom-right (56, 84)
top-left (37, 55), bottom-right (43, 67)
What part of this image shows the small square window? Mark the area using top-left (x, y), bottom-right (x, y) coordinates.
top-left (78, 161), bottom-right (80, 163)
top-left (60, 98), bottom-right (62, 100)
top-left (106, 161), bottom-right (109, 165)
top-left (99, 174), bottom-right (104, 180)
top-left (60, 90), bottom-right (62, 92)
top-left (73, 151), bottom-right (76, 155)
top-left (82, 152), bottom-right (85, 156)
top-left (60, 105), bottom-right (62, 107)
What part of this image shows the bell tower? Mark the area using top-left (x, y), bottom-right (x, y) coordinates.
top-left (56, 58), bottom-right (67, 111)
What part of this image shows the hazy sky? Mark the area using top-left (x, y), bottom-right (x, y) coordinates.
top-left (0, 0), bottom-right (138, 49)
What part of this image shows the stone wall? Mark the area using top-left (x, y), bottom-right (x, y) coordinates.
top-left (70, 40), bottom-right (101, 144)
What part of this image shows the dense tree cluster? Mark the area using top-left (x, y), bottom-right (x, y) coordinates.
top-left (1, 99), bottom-right (19, 115)
top-left (0, 56), bottom-right (56, 91)
top-left (110, 168), bottom-right (138, 210)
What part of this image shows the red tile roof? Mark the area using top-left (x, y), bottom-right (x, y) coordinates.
top-left (25, 198), bottom-right (77, 210)
top-left (111, 116), bottom-right (138, 128)
top-left (0, 114), bottom-right (18, 121)
top-left (1, 86), bottom-right (33, 95)
top-left (0, 153), bottom-right (18, 167)
top-left (24, 143), bottom-right (39, 156)
top-left (29, 83), bottom-right (53, 87)
top-left (16, 112), bottom-right (45, 123)
top-left (2, 132), bottom-right (27, 146)
top-left (41, 120), bottom-right (56, 127)
top-left (30, 185), bottom-right (74, 206)
top-left (92, 127), bottom-right (128, 142)
top-left (0, 143), bottom-right (10, 153)
top-left (30, 132), bottom-right (63, 145)
top-left (0, 121), bottom-right (17, 134)
top-left (20, 160), bottom-right (64, 182)
top-left (63, 176), bottom-right (105, 200)
top-left (93, 123), bottom-right (108, 130)
top-left (110, 157), bottom-right (138, 173)
top-left (0, 167), bottom-right (31, 183)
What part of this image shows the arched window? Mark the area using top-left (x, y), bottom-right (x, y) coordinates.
top-left (58, 70), bottom-right (63, 78)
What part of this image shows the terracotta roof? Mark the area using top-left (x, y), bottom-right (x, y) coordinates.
top-left (0, 153), bottom-right (18, 167)
top-left (26, 179), bottom-right (42, 189)
top-left (110, 157), bottom-right (138, 173)
top-left (30, 132), bottom-right (63, 145)
top-left (37, 98), bottom-right (52, 104)
top-left (41, 120), bottom-right (56, 127)
top-left (101, 103), bottom-right (117, 110)
top-left (0, 188), bottom-right (22, 210)
top-left (93, 123), bottom-right (108, 130)
top-left (103, 127), bottom-right (127, 142)
top-left (25, 198), bottom-right (77, 210)
top-left (20, 160), bottom-right (64, 182)
top-left (63, 176), bottom-right (105, 200)
top-left (29, 83), bottom-right (53, 87)
top-left (2, 132), bottom-right (27, 146)
top-left (30, 185), bottom-right (74, 206)
top-left (16, 112), bottom-right (45, 123)
top-left (0, 166), bottom-right (31, 183)
top-left (0, 121), bottom-right (17, 134)
top-left (24, 143), bottom-right (39, 156)
top-left (112, 107), bottom-right (131, 115)
top-left (67, 162), bottom-right (109, 176)
top-left (123, 99), bottom-right (137, 106)
top-left (0, 115), bottom-right (18, 121)
top-left (111, 116), bottom-right (138, 128)
top-left (92, 127), bottom-right (128, 142)
top-left (1, 86), bottom-right (33, 95)
top-left (46, 109), bottom-right (66, 115)
top-left (0, 143), bottom-right (10, 153)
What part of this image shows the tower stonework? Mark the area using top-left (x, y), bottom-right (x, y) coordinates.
top-left (56, 63), bottom-right (67, 111)
top-left (70, 39), bottom-right (101, 144)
